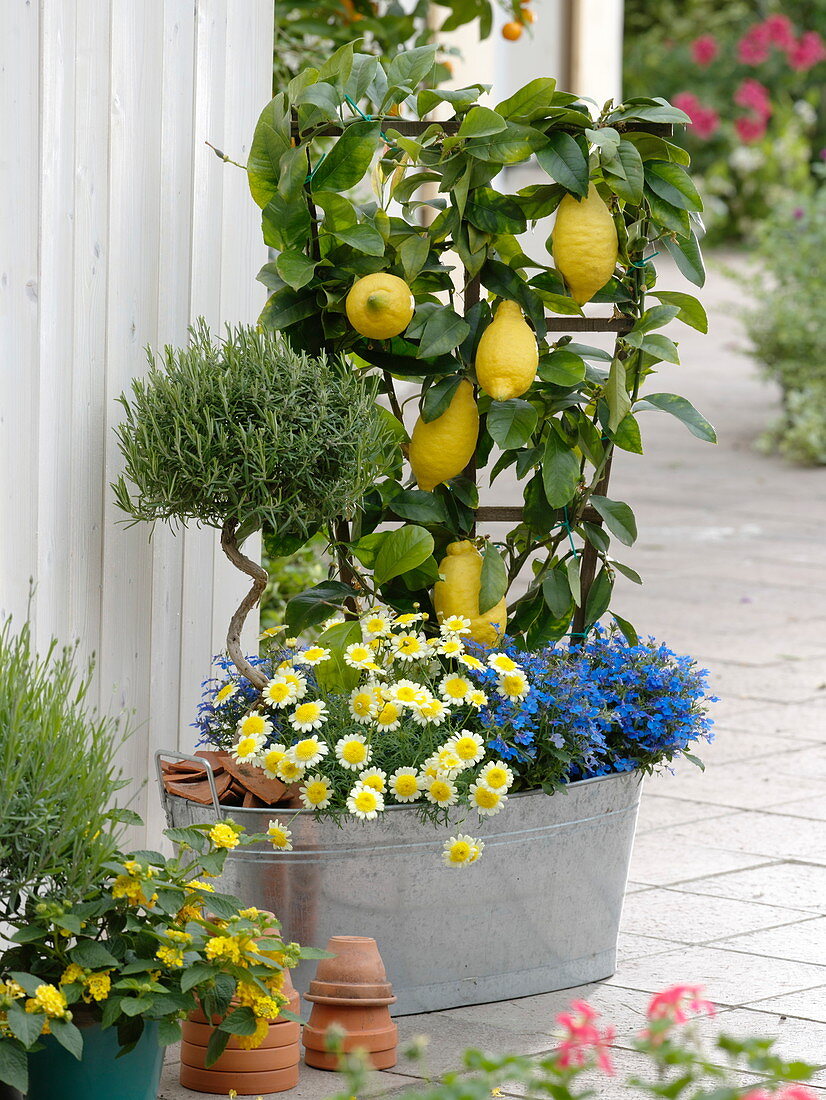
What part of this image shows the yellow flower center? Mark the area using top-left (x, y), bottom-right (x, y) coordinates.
top-left (486, 767), bottom-right (508, 789)
top-left (449, 842), bottom-right (471, 863)
top-left (354, 789), bottom-right (378, 812)
top-left (236, 736), bottom-right (259, 759)
top-left (241, 714), bottom-right (266, 735)
top-left (294, 705), bottom-right (320, 728)
top-left (351, 693), bottom-right (373, 716)
top-left (376, 702), bottom-right (400, 726)
top-left (394, 685), bottom-right (418, 703)
top-left (443, 677), bottom-right (468, 699)
top-left (394, 775), bottom-right (418, 797)
top-left (430, 780), bottom-right (452, 803)
top-left (475, 787), bottom-right (499, 808)
top-left (361, 773), bottom-right (385, 792)
top-left (342, 740), bottom-right (367, 764)
top-left (305, 781), bottom-right (329, 805)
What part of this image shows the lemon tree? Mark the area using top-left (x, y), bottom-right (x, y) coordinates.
top-left (245, 46), bottom-right (715, 650)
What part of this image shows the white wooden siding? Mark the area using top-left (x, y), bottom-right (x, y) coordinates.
top-left (1, 0), bottom-right (274, 844)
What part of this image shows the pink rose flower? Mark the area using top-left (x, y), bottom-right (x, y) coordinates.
top-left (555, 1001), bottom-right (616, 1074)
top-left (787, 31), bottom-right (826, 72)
top-left (762, 13), bottom-right (795, 50)
top-left (735, 115), bottom-right (767, 143)
top-left (737, 23), bottom-right (771, 65)
top-left (672, 93), bottom-right (719, 140)
top-left (691, 35), bottom-right (718, 66)
top-left (734, 78), bottom-right (772, 119)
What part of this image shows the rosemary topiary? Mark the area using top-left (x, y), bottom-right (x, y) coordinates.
top-left (113, 322), bottom-right (392, 686)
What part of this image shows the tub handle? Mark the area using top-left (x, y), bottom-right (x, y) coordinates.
top-left (154, 749), bottom-right (222, 823)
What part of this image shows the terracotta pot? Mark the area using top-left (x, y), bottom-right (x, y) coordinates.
top-left (313, 935), bottom-right (388, 988)
top-left (304, 1046), bottom-right (398, 1072)
top-left (179, 1063), bottom-right (300, 1095)
top-left (182, 1018), bottom-right (300, 1049)
top-left (181, 1039), bottom-right (300, 1072)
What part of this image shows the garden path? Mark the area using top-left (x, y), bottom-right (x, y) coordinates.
top-left (159, 255), bottom-right (826, 1098)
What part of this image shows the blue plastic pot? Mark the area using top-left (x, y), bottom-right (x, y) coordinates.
top-left (26, 1020), bottom-right (163, 1100)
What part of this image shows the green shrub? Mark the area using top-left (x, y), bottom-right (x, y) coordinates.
top-left (744, 180), bottom-right (826, 465)
top-left (113, 322), bottom-right (393, 555)
top-left (0, 618), bottom-right (127, 918)
top-left (260, 531), bottom-right (328, 631)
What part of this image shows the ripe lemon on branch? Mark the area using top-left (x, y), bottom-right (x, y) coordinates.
top-left (551, 184), bottom-right (618, 306)
top-left (408, 379), bottom-right (479, 492)
top-left (433, 540), bottom-right (507, 646)
top-left (345, 273), bottom-right (415, 340)
top-left (475, 300), bottom-right (538, 400)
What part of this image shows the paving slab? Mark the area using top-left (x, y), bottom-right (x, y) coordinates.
top-left (620, 886), bottom-right (806, 945)
top-left (683, 861), bottom-right (826, 912)
top-left (640, 759), bottom-right (826, 810)
top-left (763, 796), bottom-right (826, 822)
top-left (639, 811), bottom-right (826, 865)
top-left (697, 1005), bottom-right (826, 1073)
top-left (709, 915), bottom-right (826, 967)
top-left (749, 986), bottom-right (826, 1026)
top-left (628, 832), bottom-right (772, 887)
top-left (608, 948), bottom-right (826, 1006)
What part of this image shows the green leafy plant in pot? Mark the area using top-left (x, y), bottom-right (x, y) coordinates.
top-left (112, 321), bottom-right (393, 692)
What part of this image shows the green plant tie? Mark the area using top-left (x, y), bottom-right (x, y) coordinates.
top-left (629, 250), bottom-right (660, 268)
top-left (562, 505), bottom-right (578, 561)
top-left (344, 93), bottom-right (394, 146)
top-left (305, 150), bottom-right (328, 183)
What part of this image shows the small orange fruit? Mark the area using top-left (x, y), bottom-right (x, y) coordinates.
top-left (522, 6), bottom-right (537, 22)
top-left (501, 21), bottom-right (523, 40)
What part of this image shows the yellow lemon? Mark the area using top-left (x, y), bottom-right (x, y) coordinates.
top-left (345, 273), bottom-right (415, 340)
top-left (409, 379), bottom-right (479, 492)
top-left (550, 184), bottom-right (618, 306)
top-left (475, 300), bottom-right (538, 401)
top-left (433, 541), bottom-right (507, 647)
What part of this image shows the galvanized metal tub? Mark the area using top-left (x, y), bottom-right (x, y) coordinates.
top-left (158, 754), bottom-right (642, 1016)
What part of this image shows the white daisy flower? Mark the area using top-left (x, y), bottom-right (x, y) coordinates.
top-left (288, 700), bottom-right (328, 733)
top-left (469, 781), bottom-right (507, 817)
top-left (349, 686), bottom-right (379, 724)
top-left (335, 733), bottom-right (372, 771)
top-left (458, 653), bottom-right (485, 672)
top-left (393, 612), bottom-right (423, 626)
top-left (437, 637), bottom-right (465, 658)
top-left (214, 681), bottom-right (238, 706)
top-left (346, 782), bottom-right (385, 820)
top-left (439, 673), bottom-right (473, 702)
top-left (488, 652), bottom-right (520, 674)
top-left (294, 646), bottom-right (331, 667)
top-left (424, 774), bottom-right (459, 807)
top-left (357, 767), bottom-right (387, 793)
top-left (278, 667), bottom-right (308, 699)
top-left (478, 760), bottom-right (514, 791)
top-left (410, 696), bottom-right (450, 727)
top-left (286, 734), bottom-right (329, 766)
top-left (262, 676), bottom-right (297, 710)
top-left (343, 642), bottom-right (379, 670)
top-left (299, 773), bottom-right (333, 810)
top-left (321, 615), bottom-right (345, 632)
top-left (392, 631), bottom-right (428, 661)
top-left (447, 730), bottom-right (485, 765)
top-left (237, 712), bottom-right (273, 739)
top-left (267, 819), bottom-right (293, 850)
top-left (231, 732), bottom-right (266, 763)
top-left (276, 758), bottom-right (306, 784)
top-left (260, 743), bottom-right (288, 779)
top-left (433, 746), bottom-right (465, 776)
top-left (439, 615), bottom-right (472, 637)
top-left (443, 833), bottom-right (482, 867)
top-left (389, 767), bottom-right (422, 803)
top-left (466, 688), bottom-right (488, 708)
top-left (374, 700), bottom-right (402, 731)
top-left (388, 679), bottom-right (428, 707)
top-left (361, 609), bottom-right (392, 638)
top-left (497, 670), bottom-right (530, 701)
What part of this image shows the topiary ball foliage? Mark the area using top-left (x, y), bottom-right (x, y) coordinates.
top-left (113, 322), bottom-right (392, 552)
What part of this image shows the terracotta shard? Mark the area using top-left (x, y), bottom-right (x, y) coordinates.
top-left (163, 770), bottom-right (232, 805)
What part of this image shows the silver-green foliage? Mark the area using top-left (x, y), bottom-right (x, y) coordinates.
top-left (745, 182), bottom-right (826, 466)
top-left (113, 322), bottom-right (392, 549)
top-left (0, 618), bottom-right (127, 917)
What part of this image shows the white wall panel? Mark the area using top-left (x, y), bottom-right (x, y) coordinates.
top-left (1, 0), bottom-right (275, 844)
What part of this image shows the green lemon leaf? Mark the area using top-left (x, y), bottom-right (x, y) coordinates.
top-left (635, 392), bottom-right (717, 442)
top-left (284, 580), bottom-right (358, 635)
top-left (417, 309), bottom-right (470, 359)
top-left (247, 93), bottom-right (291, 208)
top-left (331, 221), bottom-right (386, 257)
top-left (663, 231), bottom-right (706, 288)
top-left (535, 132), bottom-right (589, 198)
top-left (387, 489), bottom-right (448, 525)
top-left (612, 612), bottom-right (639, 645)
top-left (479, 543), bottom-right (508, 614)
top-left (373, 525), bottom-right (434, 587)
top-left (538, 349), bottom-right (586, 386)
top-left (605, 357), bottom-right (631, 434)
top-left (542, 568), bottom-right (571, 618)
top-left (584, 566), bottom-right (613, 626)
top-left (650, 291), bottom-right (708, 333)
top-left (486, 400), bottom-right (538, 449)
top-left (421, 375), bottom-right (462, 423)
top-left (496, 78), bottom-right (557, 120)
top-left (311, 121), bottom-right (381, 192)
top-left (458, 106), bottom-right (507, 138)
top-left (542, 428), bottom-right (579, 508)
top-left (612, 413), bottom-right (643, 454)
top-left (589, 495), bottom-right (638, 546)
top-left (465, 188), bottom-right (527, 235)
top-left (275, 250), bottom-right (316, 291)
top-left (644, 161), bottom-right (703, 212)
top-left (604, 140), bottom-right (644, 204)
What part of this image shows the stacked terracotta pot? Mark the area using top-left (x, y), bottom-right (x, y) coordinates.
top-left (179, 969), bottom-right (302, 1095)
top-left (303, 936), bottom-right (398, 1071)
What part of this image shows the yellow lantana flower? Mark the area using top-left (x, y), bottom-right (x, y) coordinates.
top-left (209, 822), bottom-right (241, 850)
